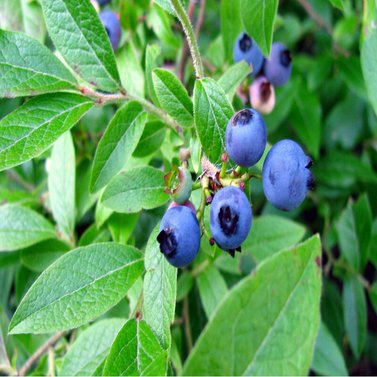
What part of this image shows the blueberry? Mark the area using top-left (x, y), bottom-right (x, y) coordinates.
top-left (262, 139), bottom-right (314, 211)
top-left (157, 206), bottom-right (200, 268)
top-left (98, 0), bottom-right (111, 5)
top-left (168, 200), bottom-right (196, 214)
top-left (263, 42), bottom-right (292, 86)
top-left (249, 76), bottom-right (275, 115)
top-left (99, 10), bottom-right (121, 51)
top-left (210, 186), bottom-right (252, 255)
top-left (233, 33), bottom-right (264, 76)
top-left (164, 166), bottom-right (192, 204)
top-left (225, 108), bottom-right (267, 167)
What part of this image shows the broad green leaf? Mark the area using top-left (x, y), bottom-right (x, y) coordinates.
top-left (60, 318), bottom-right (125, 376)
top-left (329, 0), bottom-right (344, 11)
top-left (239, 0), bottom-right (278, 56)
top-left (0, 30), bottom-right (76, 98)
top-left (103, 319), bottom-right (167, 376)
top-left (242, 215), bottom-right (306, 263)
top-left (108, 213), bottom-right (139, 245)
top-left (9, 243), bottom-right (143, 334)
top-left (143, 224), bottom-right (177, 350)
top-left (101, 166), bottom-right (169, 213)
top-left (0, 0), bottom-right (46, 43)
top-left (343, 275), bottom-right (367, 359)
top-left (194, 78), bottom-right (233, 162)
top-left (152, 68), bottom-right (193, 127)
top-left (0, 205), bottom-right (55, 252)
top-left (183, 235), bottom-right (322, 376)
top-left (313, 150), bottom-right (377, 189)
top-left (290, 83), bottom-right (321, 159)
top-left (311, 322), bottom-right (348, 376)
top-left (197, 265), bottom-right (228, 319)
top-left (90, 102), bottom-right (147, 193)
top-left (336, 195), bottom-right (372, 271)
top-left (218, 61), bottom-right (251, 100)
top-left (145, 44), bottom-right (161, 105)
top-left (221, 0), bottom-right (242, 61)
top-left (0, 93), bottom-right (93, 171)
top-left (48, 132), bottom-right (75, 238)
top-left (361, 10), bottom-right (377, 116)
top-left (20, 239), bottom-right (70, 273)
top-left (133, 121), bottom-right (166, 158)
top-left (40, 0), bottom-right (120, 93)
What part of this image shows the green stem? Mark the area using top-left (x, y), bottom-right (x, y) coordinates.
top-left (170, 0), bottom-right (204, 78)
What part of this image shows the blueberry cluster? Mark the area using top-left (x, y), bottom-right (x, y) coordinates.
top-left (234, 33), bottom-right (292, 115)
top-left (91, 0), bottom-right (122, 51)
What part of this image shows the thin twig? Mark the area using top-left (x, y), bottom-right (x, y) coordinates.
top-left (183, 297), bottom-right (193, 352)
top-left (6, 170), bottom-right (35, 192)
top-left (18, 332), bottom-right (65, 377)
top-left (194, 0), bottom-right (206, 37)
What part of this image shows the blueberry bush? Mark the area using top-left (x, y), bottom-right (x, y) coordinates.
top-left (0, 0), bottom-right (376, 376)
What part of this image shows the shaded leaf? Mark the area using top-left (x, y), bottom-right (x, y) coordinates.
top-left (218, 61), bottom-right (251, 100)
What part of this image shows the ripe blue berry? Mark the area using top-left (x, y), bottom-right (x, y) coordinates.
top-left (210, 186), bottom-right (252, 256)
top-left (225, 108), bottom-right (267, 167)
top-left (99, 10), bottom-right (121, 51)
top-left (157, 206), bottom-right (200, 268)
top-left (263, 42), bottom-right (292, 86)
top-left (233, 33), bottom-right (264, 76)
top-left (262, 139), bottom-right (314, 211)
top-left (98, 0), bottom-right (111, 5)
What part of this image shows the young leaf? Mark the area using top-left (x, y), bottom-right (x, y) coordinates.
top-left (9, 243), bottom-right (143, 334)
top-left (183, 235), bottom-right (322, 376)
top-left (0, 30), bottom-right (76, 98)
top-left (242, 215), bottom-right (306, 263)
top-left (103, 319), bottom-right (167, 376)
top-left (336, 195), bottom-right (372, 272)
top-left (90, 102), bottom-right (147, 193)
top-left (101, 166), bottom-right (169, 213)
top-left (343, 275), bottom-right (367, 359)
top-left (197, 265), bottom-right (228, 319)
top-left (143, 224), bottom-right (177, 350)
top-left (239, 0), bottom-right (278, 56)
top-left (145, 44), bottom-right (161, 105)
top-left (0, 205), bottom-right (55, 252)
top-left (221, 0), bottom-right (242, 61)
top-left (218, 61), bottom-right (252, 100)
top-left (194, 78), bottom-right (233, 163)
top-left (40, 0), bottom-right (121, 93)
top-left (152, 68), bottom-right (194, 127)
top-left (311, 322), bottom-right (348, 376)
top-left (60, 318), bottom-right (125, 376)
top-left (48, 132), bottom-right (75, 239)
top-left (0, 93), bottom-right (93, 171)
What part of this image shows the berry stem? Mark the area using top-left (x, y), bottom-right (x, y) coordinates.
top-left (170, 0), bottom-right (205, 78)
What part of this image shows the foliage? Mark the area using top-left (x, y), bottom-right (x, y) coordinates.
top-left (0, 0), bottom-right (376, 376)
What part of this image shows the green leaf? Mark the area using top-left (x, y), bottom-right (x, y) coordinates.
top-left (143, 224), bottom-right (177, 350)
top-left (9, 243), bottom-right (143, 334)
top-left (197, 265), bottom-right (228, 319)
top-left (343, 275), bottom-right (367, 359)
top-left (329, 0), bottom-right (344, 11)
top-left (369, 281), bottom-right (377, 315)
top-left (103, 319), bottom-right (167, 376)
top-left (145, 45), bottom-right (161, 105)
top-left (336, 195), bottom-right (372, 271)
top-left (40, 0), bottom-right (120, 93)
top-left (183, 235), bottom-right (322, 376)
top-left (0, 30), bottom-right (76, 98)
top-left (311, 322), bottom-right (348, 376)
top-left (0, 0), bottom-right (46, 43)
top-left (133, 121), bottom-right (166, 158)
top-left (218, 61), bottom-right (251, 100)
top-left (101, 166), bottom-right (169, 213)
top-left (60, 318), bottom-right (125, 376)
top-left (239, 0), bottom-right (278, 56)
top-left (90, 102), bottom-right (147, 193)
top-left (108, 213), bottom-right (139, 245)
top-left (290, 83), bottom-right (321, 159)
top-left (194, 78), bottom-right (233, 162)
top-left (0, 93), bottom-right (93, 171)
top-left (242, 215), bottom-right (306, 263)
top-left (221, 0), bottom-right (242, 61)
top-left (153, 0), bottom-right (188, 16)
top-left (48, 132), bottom-right (75, 238)
top-left (0, 205), bottom-right (55, 252)
top-left (152, 68), bottom-right (193, 127)
top-left (20, 239), bottom-right (70, 273)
